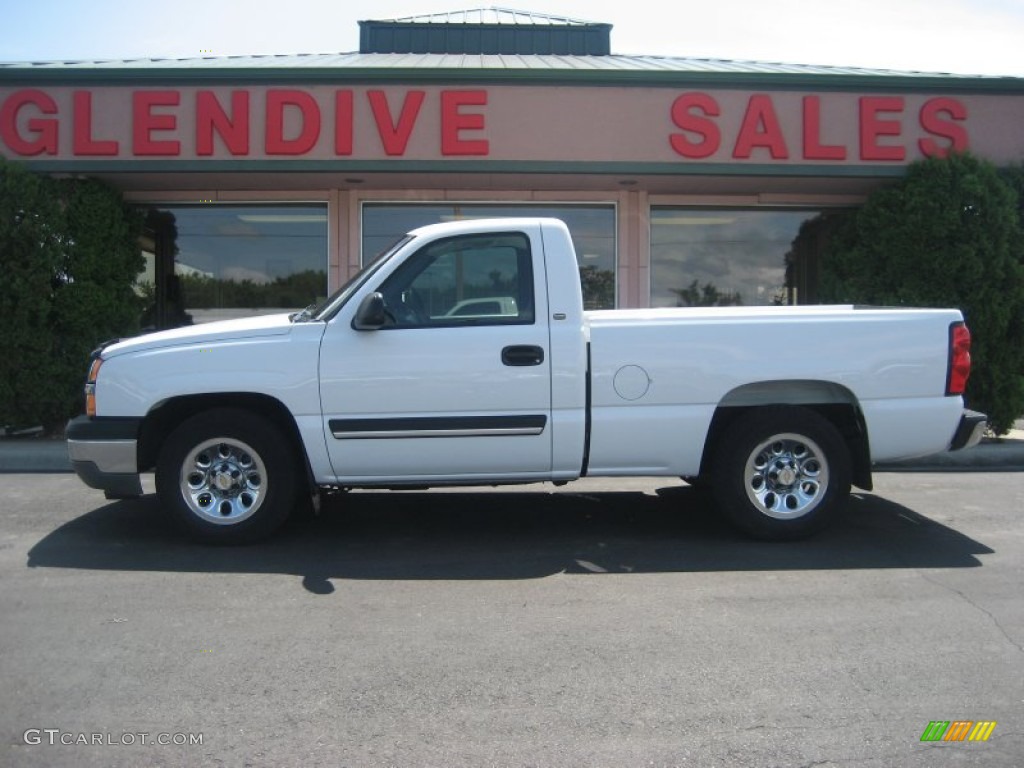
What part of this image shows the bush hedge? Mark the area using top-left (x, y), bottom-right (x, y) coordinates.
top-left (0, 159), bottom-right (143, 433)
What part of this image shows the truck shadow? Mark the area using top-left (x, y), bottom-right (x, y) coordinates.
top-left (27, 485), bottom-right (993, 593)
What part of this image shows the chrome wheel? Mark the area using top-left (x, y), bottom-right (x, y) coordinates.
top-left (157, 408), bottom-right (299, 544)
top-left (743, 432), bottom-right (828, 520)
top-left (712, 407), bottom-right (851, 540)
top-left (179, 437), bottom-right (267, 525)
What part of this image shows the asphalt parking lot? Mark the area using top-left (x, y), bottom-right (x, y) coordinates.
top-left (1, 470), bottom-right (1022, 767)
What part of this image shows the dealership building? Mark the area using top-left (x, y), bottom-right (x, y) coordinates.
top-left (2, 8), bottom-right (1023, 326)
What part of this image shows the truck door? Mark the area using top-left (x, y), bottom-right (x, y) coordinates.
top-left (318, 228), bottom-right (552, 482)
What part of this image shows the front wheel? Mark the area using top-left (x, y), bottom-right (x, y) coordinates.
top-left (156, 408), bottom-right (298, 544)
top-left (711, 407), bottom-right (851, 540)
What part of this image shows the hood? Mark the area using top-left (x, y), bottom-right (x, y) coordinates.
top-left (102, 313), bottom-right (296, 357)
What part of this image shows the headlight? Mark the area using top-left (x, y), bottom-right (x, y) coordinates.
top-left (85, 357), bottom-right (103, 417)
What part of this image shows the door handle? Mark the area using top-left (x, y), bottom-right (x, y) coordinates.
top-left (501, 345), bottom-right (545, 366)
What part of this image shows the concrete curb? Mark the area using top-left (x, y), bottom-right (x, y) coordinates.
top-left (0, 438), bottom-right (74, 472)
top-left (874, 432), bottom-right (1024, 472)
top-left (2, 431), bottom-right (1023, 474)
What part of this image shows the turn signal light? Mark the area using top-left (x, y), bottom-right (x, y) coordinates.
top-left (946, 322), bottom-right (971, 396)
top-left (85, 358), bottom-right (103, 417)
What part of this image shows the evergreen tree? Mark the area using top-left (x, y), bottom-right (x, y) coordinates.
top-left (0, 159), bottom-right (144, 431)
top-left (821, 152), bottom-right (1024, 434)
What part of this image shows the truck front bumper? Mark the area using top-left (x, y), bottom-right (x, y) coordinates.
top-left (66, 415), bottom-right (143, 498)
top-left (949, 409), bottom-right (987, 451)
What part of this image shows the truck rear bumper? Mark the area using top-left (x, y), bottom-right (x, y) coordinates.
top-left (66, 415), bottom-right (143, 498)
top-left (949, 409), bottom-right (987, 451)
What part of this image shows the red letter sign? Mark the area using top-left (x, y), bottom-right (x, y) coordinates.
top-left (733, 95), bottom-right (789, 159)
top-left (669, 92), bottom-right (721, 159)
top-left (802, 95), bottom-right (846, 160)
top-left (441, 90), bottom-right (489, 156)
top-left (919, 97), bottom-right (968, 158)
top-left (859, 96), bottom-right (905, 161)
top-left (368, 90), bottom-right (425, 156)
top-left (0, 89), bottom-right (58, 156)
top-left (196, 91), bottom-right (250, 156)
top-left (133, 91), bottom-right (181, 156)
top-left (334, 90), bottom-right (353, 156)
top-left (73, 91), bottom-right (119, 155)
top-left (265, 90), bottom-right (320, 155)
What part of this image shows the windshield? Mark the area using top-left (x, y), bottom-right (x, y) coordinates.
top-left (295, 235), bottom-right (413, 322)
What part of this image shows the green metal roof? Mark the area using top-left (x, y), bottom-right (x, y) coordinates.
top-left (366, 8), bottom-right (600, 26)
top-left (358, 7), bottom-right (612, 55)
top-left (0, 51), bottom-right (1011, 77)
top-left (2, 52), bottom-right (1022, 92)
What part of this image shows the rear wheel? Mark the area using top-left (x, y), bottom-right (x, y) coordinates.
top-left (156, 408), bottom-right (298, 544)
top-left (712, 406), bottom-right (851, 540)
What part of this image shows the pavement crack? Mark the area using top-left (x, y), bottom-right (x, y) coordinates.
top-left (918, 571), bottom-right (1024, 655)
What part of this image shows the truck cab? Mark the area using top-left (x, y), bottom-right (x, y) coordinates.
top-left (318, 218), bottom-right (588, 485)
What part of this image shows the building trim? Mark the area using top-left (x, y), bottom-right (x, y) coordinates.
top-left (3, 66), bottom-right (1023, 94)
top-left (17, 159), bottom-right (913, 178)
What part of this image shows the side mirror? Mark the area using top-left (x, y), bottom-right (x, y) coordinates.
top-left (352, 292), bottom-right (387, 330)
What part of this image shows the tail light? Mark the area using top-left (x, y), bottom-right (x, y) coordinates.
top-left (946, 322), bottom-right (971, 396)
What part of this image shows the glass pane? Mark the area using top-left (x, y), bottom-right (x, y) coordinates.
top-left (650, 209), bottom-right (827, 307)
top-left (362, 203), bottom-right (616, 309)
top-left (378, 233), bottom-right (533, 328)
top-left (143, 204), bottom-right (328, 325)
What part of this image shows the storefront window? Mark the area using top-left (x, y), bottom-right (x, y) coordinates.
top-left (140, 204), bottom-right (328, 327)
top-left (362, 203), bottom-right (617, 309)
top-left (650, 209), bottom-right (834, 307)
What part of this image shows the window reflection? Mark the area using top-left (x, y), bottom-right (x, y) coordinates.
top-left (362, 203), bottom-right (616, 309)
top-left (139, 204), bottom-right (328, 327)
top-left (378, 233), bottom-right (534, 327)
top-left (650, 209), bottom-right (836, 307)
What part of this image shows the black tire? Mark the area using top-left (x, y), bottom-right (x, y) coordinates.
top-left (155, 408), bottom-right (298, 544)
top-left (711, 406), bottom-right (851, 541)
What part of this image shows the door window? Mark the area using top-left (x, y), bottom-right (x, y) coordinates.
top-left (375, 232), bottom-right (534, 328)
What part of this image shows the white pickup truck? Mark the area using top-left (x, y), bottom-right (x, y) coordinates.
top-left (67, 217), bottom-right (985, 543)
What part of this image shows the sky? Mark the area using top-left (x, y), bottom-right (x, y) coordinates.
top-left (1, 0), bottom-right (1022, 77)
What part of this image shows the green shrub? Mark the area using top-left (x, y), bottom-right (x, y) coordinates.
top-left (820, 152), bottom-right (1024, 434)
top-left (0, 159), bottom-right (144, 432)
top-left (1000, 163), bottom-right (1024, 225)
